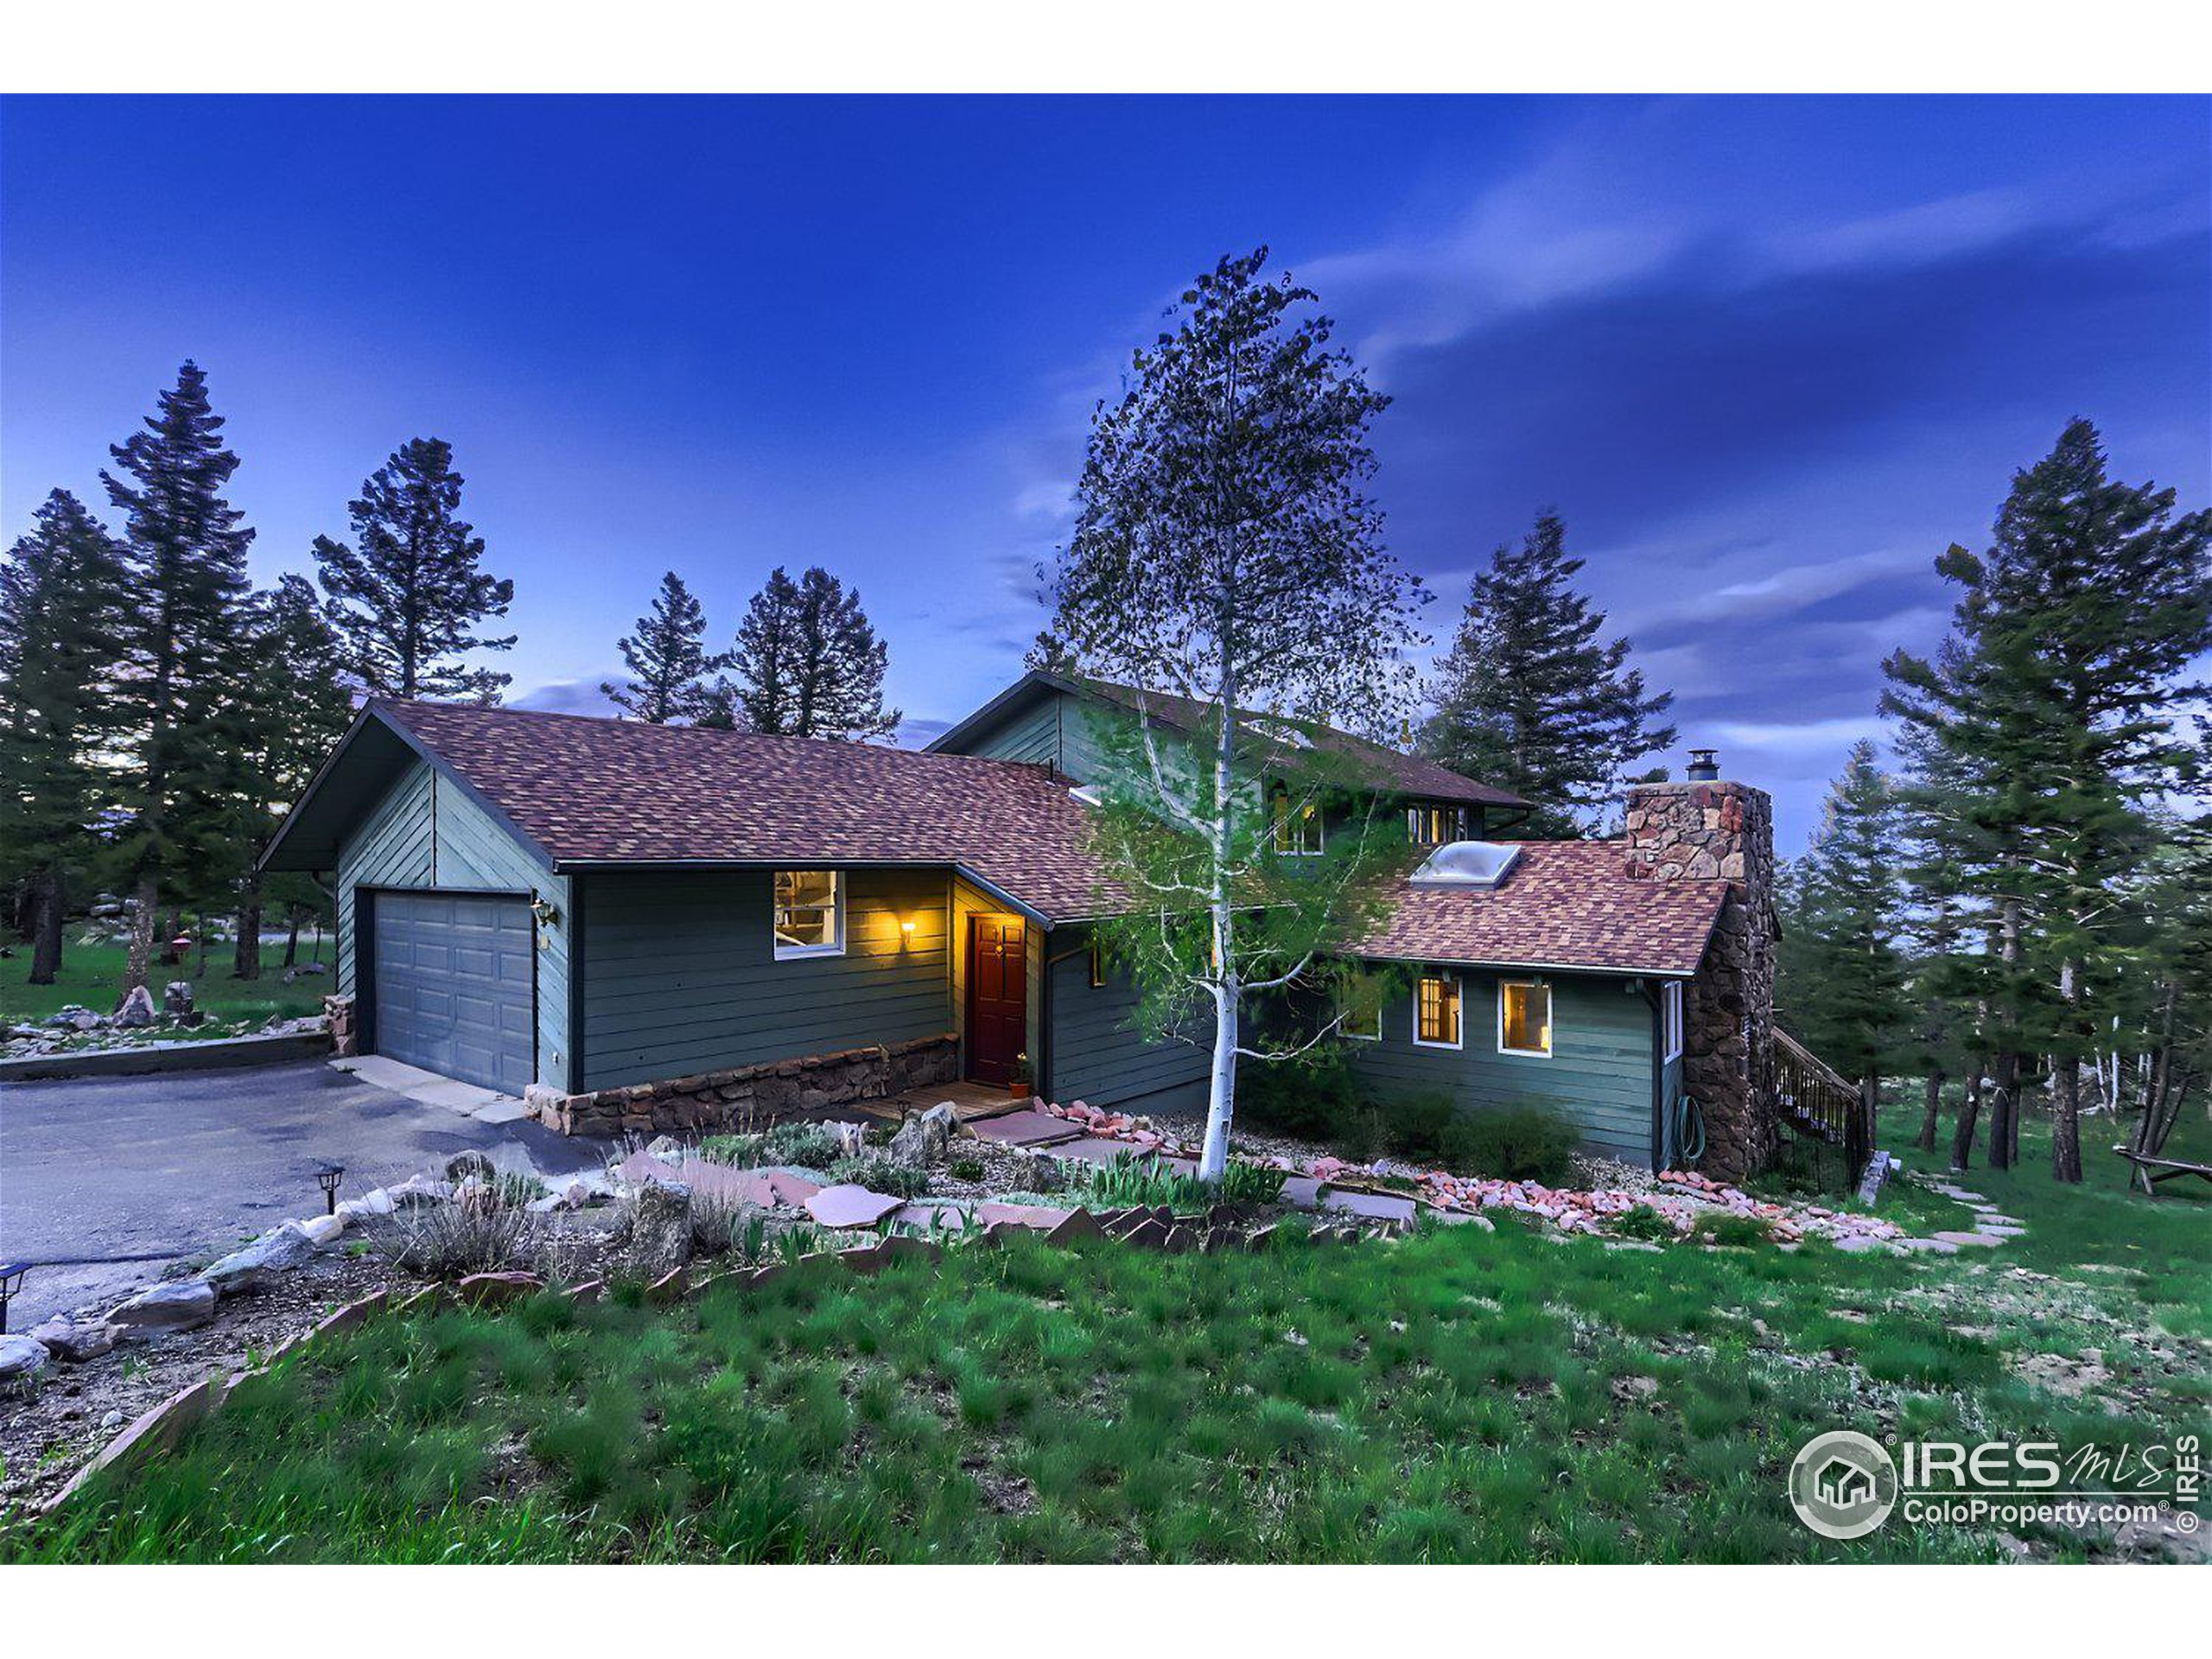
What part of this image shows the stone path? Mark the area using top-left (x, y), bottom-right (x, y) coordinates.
top-left (329, 1055), bottom-right (530, 1124)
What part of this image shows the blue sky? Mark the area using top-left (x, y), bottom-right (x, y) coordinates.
top-left (3, 95), bottom-right (2206, 852)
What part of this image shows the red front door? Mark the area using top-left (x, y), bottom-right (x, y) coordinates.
top-left (966, 915), bottom-right (1027, 1086)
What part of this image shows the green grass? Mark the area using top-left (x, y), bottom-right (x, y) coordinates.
top-left (1, 938), bottom-right (327, 1030)
top-left (8, 1128), bottom-right (2203, 1563)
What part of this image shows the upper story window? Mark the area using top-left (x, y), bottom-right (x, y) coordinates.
top-left (1414, 972), bottom-right (1462, 1049)
top-left (1407, 803), bottom-right (1466, 846)
top-left (1499, 980), bottom-right (1553, 1058)
top-left (772, 869), bottom-right (843, 959)
top-left (1269, 782), bottom-right (1324, 855)
top-left (1662, 980), bottom-right (1684, 1062)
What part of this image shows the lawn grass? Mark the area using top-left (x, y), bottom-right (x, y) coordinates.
top-left (1, 938), bottom-right (328, 1030)
top-left (8, 1128), bottom-right (2204, 1563)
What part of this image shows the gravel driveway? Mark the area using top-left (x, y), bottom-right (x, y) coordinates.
top-left (0, 1058), bottom-right (606, 1329)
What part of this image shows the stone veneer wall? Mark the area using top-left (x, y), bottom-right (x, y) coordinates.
top-left (324, 994), bottom-right (358, 1058)
top-left (1624, 779), bottom-right (1777, 1181)
top-left (521, 1032), bottom-right (959, 1137)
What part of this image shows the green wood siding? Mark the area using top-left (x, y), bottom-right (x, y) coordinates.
top-left (1346, 968), bottom-right (1656, 1165)
top-left (1046, 923), bottom-right (1211, 1114)
top-left (578, 867), bottom-right (950, 1090)
top-left (334, 759), bottom-right (572, 1089)
top-left (957, 695), bottom-right (1065, 770)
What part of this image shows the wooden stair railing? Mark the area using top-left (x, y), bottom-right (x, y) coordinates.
top-left (1773, 1027), bottom-right (1873, 1178)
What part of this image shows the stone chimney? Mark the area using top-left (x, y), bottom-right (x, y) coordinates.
top-left (1625, 757), bottom-right (1777, 1180)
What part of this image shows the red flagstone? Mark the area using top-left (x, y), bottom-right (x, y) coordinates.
top-left (807, 1183), bottom-right (906, 1230)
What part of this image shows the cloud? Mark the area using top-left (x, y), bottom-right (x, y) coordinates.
top-left (512, 676), bottom-right (618, 715)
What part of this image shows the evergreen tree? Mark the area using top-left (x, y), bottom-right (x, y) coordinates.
top-left (602, 571), bottom-right (717, 722)
top-left (313, 437), bottom-right (515, 702)
top-left (1421, 512), bottom-right (1675, 834)
top-left (0, 490), bottom-right (130, 984)
top-left (1777, 741), bottom-right (1912, 1131)
top-left (721, 565), bottom-right (900, 741)
top-left (101, 362), bottom-right (259, 995)
top-left (227, 575), bottom-right (353, 979)
top-left (1043, 248), bottom-right (1426, 1184)
top-left (1885, 420), bottom-right (2210, 1181)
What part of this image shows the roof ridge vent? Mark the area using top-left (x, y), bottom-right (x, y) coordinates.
top-left (1409, 840), bottom-right (1522, 888)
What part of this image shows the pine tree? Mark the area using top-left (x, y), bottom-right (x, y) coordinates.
top-left (1777, 741), bottom-right (1911, 1131)
top-left (313, 437), bottom-right (515, 702)
top-left (1885, 420), bottom-right (2210, 1181)
top-left (1421, 512), bottom-right (1675, 834)
top-left (602, 571), bottom-right (718, 723)
top-left (101, 362), bottom-right (260, 995)
top-left (1043, 248), bottom-right (1426, 1184)
top-left (1024, 626), bottom-right (1081, 677)
top-left (227, 575), bottom-right (353, 979)
top-left (0, 490), bottom-right (130, 984)
top-left (721, 565), bottom-right (900, 741)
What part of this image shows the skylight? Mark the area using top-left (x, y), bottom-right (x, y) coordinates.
top-left (1409, 841), bottom-right (1522, 888)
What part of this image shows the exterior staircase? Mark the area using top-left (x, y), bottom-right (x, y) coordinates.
top-left (1772, 1027), bottom-right (1874, 1179)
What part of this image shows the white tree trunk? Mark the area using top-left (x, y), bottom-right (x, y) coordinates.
top-left (1200, 971), bottom-right (1238, 1183)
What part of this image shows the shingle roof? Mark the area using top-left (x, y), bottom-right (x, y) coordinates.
top-left (1351, 841), bottom-right (1727, 976)
top-left (370, 699), bottom-right (1122, 922)
top-left (349, 701), bottom-right (1718, 971)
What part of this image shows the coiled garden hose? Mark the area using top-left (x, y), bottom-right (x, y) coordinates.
top-left (1664, 1092), bottom-right (1707, 1170)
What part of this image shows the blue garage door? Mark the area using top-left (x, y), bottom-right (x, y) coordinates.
top-left (371, 892), bottom-right (535, 1094)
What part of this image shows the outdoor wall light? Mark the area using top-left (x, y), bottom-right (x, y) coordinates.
top-left (0, 1262), bottom-right (27, 1334)
top-left (315, 1163), bottom-right (346, 1216)
top-left (529, 898), bottom-right (559, 928)
top-left (900, 918), bottom-right (917, 937)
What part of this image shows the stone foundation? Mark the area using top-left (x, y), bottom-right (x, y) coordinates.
top-left (522, 1032), bottom-right (960, 1137)
top-left (323, 994), bottom-right (358, 1058)
top-left (1625, 779), bottom-right (1777, 1182)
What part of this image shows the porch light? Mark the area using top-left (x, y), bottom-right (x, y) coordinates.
top-left (315, 1163), bottom-right (346, 1216)
top-left (900, 918), bottom-right (916, 937)
top-left (0, 1262), bottom-right (26, 1334)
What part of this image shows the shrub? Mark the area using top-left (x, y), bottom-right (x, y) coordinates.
top-left (380, 1189), bottom-right (543, 1279)
top-left (691, 1189), bottom-right (772, 1256)
top-left (1690, 1211), bottom-right (1772, 1248)
top-left (828, 1154), bottom-right (930, 1198)
top-left (1612, 1205), bottom-right (1678, 1243)
top-left (761, 1122), bottom-right (842, 1171)
top-left (1077, 1152), bottom-right (1210, 1212)
top-left (948, 1157), bottom-right (986, 1183)
top-left (1377, 1090), bottom-right (1456, 1162)
top-left (1439, 1103), bottom-right (1579, 1185)
top-left (1239, 1044), bottom-right (1362, 1141)
top-left (1216, 1161), bottom-right (1289, 1206)
top-left (697, 1133), bottom-right (766, 1166)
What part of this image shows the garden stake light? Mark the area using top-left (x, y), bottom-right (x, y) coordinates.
top-left (0, 1262), bottom-right (28, 1334)
top-left (315, 1163), bottom-right (346, 1215)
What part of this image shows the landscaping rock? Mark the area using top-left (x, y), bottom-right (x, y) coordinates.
top-left (889, 1101), bottom-right (960, 1165)
top-left (386, 1174), bottom-right (454, 1208)
top-left (113, 985), bottom-right (157, 1028)
top-left (27, 1319), bottom-right (118, 1363)
top-left (458, 1271), bottom-right (544, 1308)
top-left (645, 1135), bottom-right (685, 1162)
top-left (445, 1149), bottom-right (496, 1184)
top-left (204, 1221), bottom-right (319, 1295)
top-left (337, 1187), bottom-right (397, 1221)
top-left (1045, 1207), bottom-right (1104, 1245)
top-left (629, 1177), bottom-right (694, 1277)
top-left (162, 981), bottom-right (194, 1018)
top-left (0, 1334), bottom-right (51, 1388)
top-left (806, 1183), bottom-right (906, 1230)
top-left (297, 1213), bottom-right (346, 1247)
top-left (108, 1278), bottom-right (217, 1333)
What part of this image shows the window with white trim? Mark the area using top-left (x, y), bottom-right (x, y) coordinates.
top-left (1337, 974), bottom-right (1382, 1041)
top-left (1414, 973), bottom-right (1462, 1048)
top-left (772, 870), bottom-right (843, 958)
top-left (1407, 803), bottom-right (1466, 846)
top-left (1269, 782), bottom-right (1324, 855)
top-left (1662, 980), bottom-right (1684, 1062)
top-left (1498, 980), bottom-right (1553, 1058)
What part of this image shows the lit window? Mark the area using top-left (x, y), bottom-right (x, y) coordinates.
top-left (1270, 782), bottom-right (1324, 855)
top-left (1407, 804), bottom-right (1465, 846)
top-left (1338, 975), bottom-right (1382, 1041)
top-left (1089, 938), bottom-right (1106, 988)
top-left (772, 870), bottom-right (842, 958)
top-left (1414, 973), bottom-right (1462, 1049)
top-left (1662, 981), bottom-right (1683, 1062)
top-left (1499, 981), bottom-right (1553, 1058)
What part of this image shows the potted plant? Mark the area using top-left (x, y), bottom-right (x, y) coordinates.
top-left (1007, 1052), bottom-right (1033, 1098)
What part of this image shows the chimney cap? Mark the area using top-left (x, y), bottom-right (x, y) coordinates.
top-left (1686, 747), bottom-right (1719, 782)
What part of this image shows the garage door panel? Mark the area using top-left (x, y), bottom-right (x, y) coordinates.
top-left (371, 891), bottom-right (535, 1094)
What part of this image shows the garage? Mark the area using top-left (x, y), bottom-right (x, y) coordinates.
top-left (368, 891), bottom-right (537, 1094)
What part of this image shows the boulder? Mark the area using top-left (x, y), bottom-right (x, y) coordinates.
top-left (108, 1279), bottom-right (217, 1334)
top-left (0, 1335), bottom-right (51, 1388)
top-left (336, 1187), bottom-right (396, 1222)
top-left (297, 1213), bottom-right (346, 1247)
top-left (456, 1270), bottom-right (544, 1308)
top-left (27, 1319), bottom-right (118, 1363)
top-left (113, 985), bottom-right (157, 1028)
top-left (385, 1174), bottom-right (454, 1208)
top-left (204, 1221), bottom-right (318, 1295)
top-left (645, 1135), bottom-right (686, 1162)
top-left (627, 1177), bottom-right (693, 1279)
top-left (445, 1149), bottom-right (496, 1184)
top-left (889, 1101), bottom-right (960, 1166)
top-left (162, 981), bottom-right (194, 1018)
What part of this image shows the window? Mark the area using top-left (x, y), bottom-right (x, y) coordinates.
top-left (1407, 804), bottom-right (1465, 846)
top-left (1414, 972), bottom-right (1462, 1049)
top-left (1088, 937), bottom-right (1106, 988)
top-left (1499, 981), bottom-right (1553, 1058)
top-left (1662, 980), bottom-right (1684, 1062)
top-left (1337, 975), bottom-right (1382, 1041)
top-left (1269, 782), bottom-right (1324, 855)
top-left (772, 870), bottom-right (842, 958)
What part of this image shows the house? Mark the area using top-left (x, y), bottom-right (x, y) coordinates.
top-left (261, 673), bottom-right (1782, 1178)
